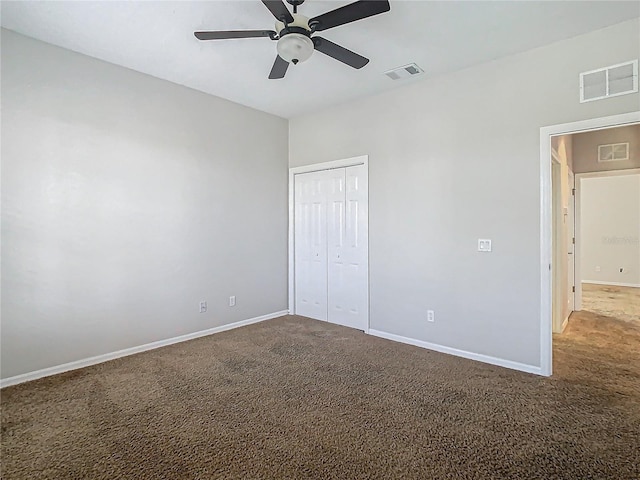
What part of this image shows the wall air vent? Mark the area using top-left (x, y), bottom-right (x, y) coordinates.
top-left (580, 60), bottom-right (638, 103)
top-left (384, 63), bottom-right (424, 80)
top-left (598, 142), bottom-right (630, 162)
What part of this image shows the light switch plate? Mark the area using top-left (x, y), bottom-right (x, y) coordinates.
top-left (478, 239), bottom-right (492, 252)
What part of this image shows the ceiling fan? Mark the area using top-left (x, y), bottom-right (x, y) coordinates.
top-left (194, 0), bottom-right (391, 79)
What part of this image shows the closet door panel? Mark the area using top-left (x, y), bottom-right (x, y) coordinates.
top-left (294, 170), bottom-right (329, 321)
top-left (328, 165), bottom-right (368, 330)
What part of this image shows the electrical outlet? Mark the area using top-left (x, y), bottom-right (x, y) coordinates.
top-left (427, 310), bottom-right (435, 322)
top-left (595, 266), bottom-right (601, 272)
top-left (229, 296), bottom-right (236, 307)
top-left (199, 301), bottom-right (207, 313)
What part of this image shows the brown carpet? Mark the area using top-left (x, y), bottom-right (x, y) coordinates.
top-left (2, 314), bottom-right (639, 479)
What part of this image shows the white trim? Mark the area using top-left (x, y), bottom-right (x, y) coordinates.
top-left (369, 329), bottom-right (542, 376)
top-left (575, 168), bottom-right (640, 179)
top-left (288, 155), bottom-right (370, 332)
top-left (561, 316), bottom-right (569, 333)
top-left (540, 111), bottom-right (640, 377)
top-left (582, 280), bottom-right (640, 288)
top-left (289, 156), bottom-right (368, 176)
top-left (575, 170), bottom-right (582, 312)
top-left (0, 310), bottom-right (288, 389)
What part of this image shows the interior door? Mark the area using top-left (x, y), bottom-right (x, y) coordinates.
top-left (567, 170), bottom-right (575, 314)
top-left (327, 165), bottom-right (368, 331)
top-left (551, 161), bottom-right (562, 333)
top-left (294, 170), bottom-right (329, 321)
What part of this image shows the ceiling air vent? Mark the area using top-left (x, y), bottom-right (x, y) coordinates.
top-left (598, 143), bottom-right (630, 162)
top-left (384, 63), bottom-right (424, 80)
top-left (580, 60), bottom-right (638, 103)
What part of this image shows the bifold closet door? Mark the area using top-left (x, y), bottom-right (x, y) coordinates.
top-left (327, 165), bottom-right (368, 331)
top-left (294, 170), bottom-right (329, 321)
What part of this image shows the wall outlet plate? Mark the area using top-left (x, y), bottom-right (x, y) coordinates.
top-left (229, 296), bottom-right (236, 307)
top-left (427, 310), bottom-right (435, 322)
top-left (199, 301), bottom-right (207, 313)
top-left (478, 239), bottom-right (492, 252)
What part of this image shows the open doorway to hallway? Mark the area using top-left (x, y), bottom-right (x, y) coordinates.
top-left (577, 165), bottom-right (640, 323)
top-left (550, 123), bottom-right (640, 341)
top-left (541, 112), bottom-right (639, 377)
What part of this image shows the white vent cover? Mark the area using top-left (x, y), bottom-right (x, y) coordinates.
top-left (580, 60), bottom-right (638, 103)
top-left (384, 63), bottom-right (424, 80)
top-left (598, 143), bottom-right (630, 162)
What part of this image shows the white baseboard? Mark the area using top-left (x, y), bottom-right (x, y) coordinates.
top-left (582, 280), bottom-right (640, 288)
top-left (0, 310), bottom-right (288, 389)
top-left (368, 329), bottom-right (543, 376)
top-left (561, 316), bottom-right (569, 333)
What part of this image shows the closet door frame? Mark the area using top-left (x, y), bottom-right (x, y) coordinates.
top-left (288, 155), bottom-right (369, 333)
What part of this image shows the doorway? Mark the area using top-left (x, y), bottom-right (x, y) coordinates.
top-left (540, 112), bottom-right (640, 376)
top-left (288, 155), bottom-right (369, 332)
top-left (575, 169), bottom-right (640, 321)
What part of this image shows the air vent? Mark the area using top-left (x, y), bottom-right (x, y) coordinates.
top-left (580, 60), bottom-right (638, 103)
top-left (598, 143), bottom-right (630, 162)
top-left (384, 63), bottom-right (424, 80)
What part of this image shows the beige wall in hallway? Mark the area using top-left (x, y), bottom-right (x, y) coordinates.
top-left (573, 124), bottom-right (640, 173)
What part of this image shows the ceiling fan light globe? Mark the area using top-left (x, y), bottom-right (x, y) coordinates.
top-left (277, 33), bottom-right (314, 64)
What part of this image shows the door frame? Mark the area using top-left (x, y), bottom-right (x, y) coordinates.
top-left (288, 155), bottom-right (370, 331)
top-left (567, 168), bottom-right (575, 323)
top-left (574, 167), bottom-right (640, 309)
top-left (539, 111), bottom-right (640, 376)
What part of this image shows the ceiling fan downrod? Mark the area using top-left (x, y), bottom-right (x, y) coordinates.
top-left (286, 0), bottom-right (305, 15)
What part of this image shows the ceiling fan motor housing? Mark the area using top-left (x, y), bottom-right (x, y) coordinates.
top-left (275, 12), bottom-right (310, 32)
top-left (275, 14), bottom-right (314, 64)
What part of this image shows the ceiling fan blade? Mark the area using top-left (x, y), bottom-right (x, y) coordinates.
top-left (309, 0), bottom-right (390, 32)
top-left (269, 55), bottom-right (290, 79)
top-left (261, 0), bottom-right (294, 23)
top-left (194, 30), bottom-right (276, 40)
top-left (312, 37), bottom-right (369, 69)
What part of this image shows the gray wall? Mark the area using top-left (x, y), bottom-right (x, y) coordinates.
top-left (1, 30), bottom-right (289, 379)
top-left (289, 19), bottom-right (640, 368)
top-left (573, 124), bottom-right (640, 173)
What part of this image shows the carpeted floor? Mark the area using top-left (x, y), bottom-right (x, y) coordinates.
top-left (2, 314), bottom-right (639, 479)
top-left (581, 282), bottom-right (640, 323)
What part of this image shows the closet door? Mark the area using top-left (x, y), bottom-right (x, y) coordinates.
top-left (294, 170), bottom-right (329, 321)
top-left (327, 165), bottom-right (368, 330)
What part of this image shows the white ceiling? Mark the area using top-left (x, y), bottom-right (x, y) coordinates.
top-left (2, 1), bottom-right (638, 118)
